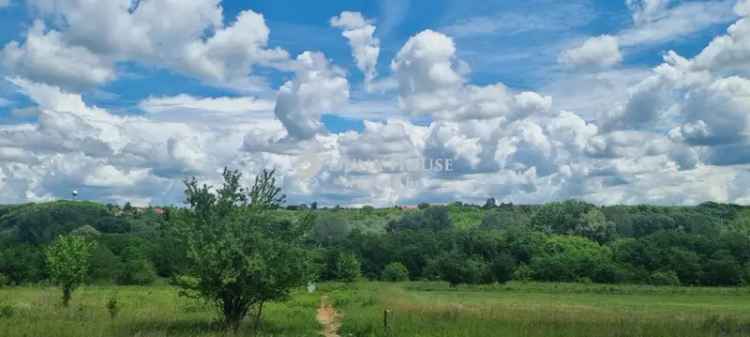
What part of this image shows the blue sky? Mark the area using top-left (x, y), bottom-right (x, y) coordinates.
top-left (1, 0), bottom-right (749, 206)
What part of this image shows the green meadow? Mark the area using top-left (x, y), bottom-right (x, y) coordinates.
top-left (2, 281), bottom-right (750, 337)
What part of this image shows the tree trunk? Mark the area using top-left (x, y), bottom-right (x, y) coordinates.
top-left (222, 296), bottom-right (250, 333)
top-left (253, 301), bottom-right (265, 334)
top-left (62, 286), bottom-right (72, 307)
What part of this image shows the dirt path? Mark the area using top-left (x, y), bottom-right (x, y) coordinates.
top-left (316, 296), bottom-right (342, 337)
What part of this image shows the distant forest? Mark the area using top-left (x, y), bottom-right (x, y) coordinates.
top-left (2, 199), bottom-right (750, 287)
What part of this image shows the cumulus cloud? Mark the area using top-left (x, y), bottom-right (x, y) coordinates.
top-left (331, 11), bottom-right (381, 86)
top-left (6, 1), bottom-right (750, 207)
top-left (392, 30), bottom-right (552, 121)
top-left (274, 52), bottom-right (350, 140)
top-left (559, 35), bottom-right (622, 68)
top-left (1, 21), bottom-right (116, 90)
top-left (2, 1), bottom-right (288, 91)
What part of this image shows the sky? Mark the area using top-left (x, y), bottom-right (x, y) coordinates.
top-left (0, 0), bottom-right (749, 207)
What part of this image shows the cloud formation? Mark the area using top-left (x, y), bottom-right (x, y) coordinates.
top-left (559, 35), bottom-right (623, 68)
top-left (2, 1), bottom-right (750, 207)
top-left (331, 11), bottom-right (381, 87)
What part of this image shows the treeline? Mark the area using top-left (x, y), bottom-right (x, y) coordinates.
top-left (2, 199), bottom-right (750, 287)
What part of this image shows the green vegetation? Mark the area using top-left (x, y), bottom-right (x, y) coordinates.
top-left (0, 282), bottom-right (749, 337)
top-left (172, 169), bottom-right (315, 331)
top-left (45, 235), bottom-right (95, 307)
top-left (3, 170), bottom-right (750, 335)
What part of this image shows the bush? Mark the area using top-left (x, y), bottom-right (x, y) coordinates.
top-left (116, 258), bottom-right (157, 285)
top-left (434, 252), bottom-right (488, 287)
top-left (326, 252), bottom-right (361, 283)
top-left (649, 270), bottom-right (681, 286)
top-left (0, 273), bottom-right (9, 287)
top-left (512, 264), bottom-right (533, 282)
top-left (106, 294), bottom-right (120, 319)
top-left (0, 302), bottom-right (14, 318)
top-left (488, 253), bottom-right (515, 284)
top-left (382, 262), bottom-right (409, 282)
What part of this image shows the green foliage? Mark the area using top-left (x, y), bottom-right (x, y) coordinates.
top-left (87, 243), bottom-right (121, 283)
top-left (0, 302), bottom-right (14, 318)
top-left (3, 201), bottom-right (109, 244)
top-left (0, 243), bottom-right (46, 285)
top-left (312, 212), bottom-right (352, 246)
top-left (105, 293), bottom-right (120, 319)
top-left (116, 255), bottom-right (156, 285)
top-left (382, 262), bottom-right (410, 282)
top-left (530, 235), bottom-right (612, 282)
top-left (488, 253), bottom-right (515, 284)
top-left (3, 199), bottom-right (750, 288)
top-left (479, 207), bottom-right (531, 230)
top-left (325, 252), bottom-right (361, 282)
top-left (512, 264), bottom-right (533, 281)
top-left (46, 235), bottom-right (95, 306)
top-left (649, 270), bottom-right (681, 286)
top-left (173, 168), bottom-right (314, 331)
top-left (433, 251), bottom-right (489, 287)
top-left (387, 206), bottom-right (452, 233)
top-left (0, 273), bottom-right (9, 287)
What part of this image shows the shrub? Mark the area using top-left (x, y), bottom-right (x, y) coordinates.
top-left (382, 262), bottom-right (409, 282)
top-left (435, 252), bottom-right (488, 287)
top-left (116, 258), bottom-right (157, 285)
top-left (649, 270), bottom-right (681, 286)
top-left (0, 273), bottom-right (9, 287)
top-left (488, 253), bottom-right (515, 284)
top-left (106, 294), bottom-right (120, 319)
top-left (0, 302), bottom-right (14, 318)
top-left (333, 253), bottom-right (362, 283)
top-left (513, 264), bottom-right (533, 282)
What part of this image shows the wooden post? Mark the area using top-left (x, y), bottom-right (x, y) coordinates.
top-left (384, 308), bottom-right (392, 335)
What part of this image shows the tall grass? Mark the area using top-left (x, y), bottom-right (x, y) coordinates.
top-left (1, 282), bottom-right (749, 337)
top-left (327, 282), bottom-right (750, 337)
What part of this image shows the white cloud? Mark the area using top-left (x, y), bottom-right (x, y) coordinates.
top-left (559, 35), bottom-right (622, 68)
top-left (738, 0), bottom-right (750, 16)
top-left (392, 30), bottom-right (552, 121)
top-left (180, 10), bottom-right (289, 86)
top-left (619, 0), bottom-right (737, 47)
top-left (139, 94), bottom-right (274, 115)
top-left (274, 52), bottom-right (349, 140)
top-left (2, 21), bottom-right (116, 89)
top-left (626, 0), bottom-right (673, 25)
top-left (331, 11), bottom-right (381, 86)
top-left (690, 17), bottom-right (750, 75)
top-left (3, 1), bottom-right (288, 91)
top-left (6, 1), bottom-right (750, 207)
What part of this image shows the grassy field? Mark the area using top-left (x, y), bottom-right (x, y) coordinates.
top-left (2, 282), bottom-right (750, 337)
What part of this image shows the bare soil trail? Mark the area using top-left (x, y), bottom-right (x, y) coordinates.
top-left (316, 296), bottom-right (342, 337)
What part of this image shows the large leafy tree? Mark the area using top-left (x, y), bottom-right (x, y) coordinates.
top-left (173, 168), bottom-right (314, 332)
top-left (46, 235), bottom-right (96, 307)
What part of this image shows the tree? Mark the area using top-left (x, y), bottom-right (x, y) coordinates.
top-left (46, 235), bottom-right (95, 307)
top-left (579, 209), bottom-right (615, 243)
top-left (483, 198), bottom-right (497, 209)
top-left (173, 168), bottom-right (314, 332)
top-left (116, 243), bottom-right (157, 285)
top-left (312, 213), bottom-right (352, 246)
top-left (382, 262), bottom-right (409, 282)
top-left (433, 251), bottom-right (488, 287)
top-left (488, 253), bottom-right (515, 284)
top-left (322, 251), bottom-right (361, 282)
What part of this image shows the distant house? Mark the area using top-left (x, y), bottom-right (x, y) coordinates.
top-left (399, 205), bottom-right (419, 210)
